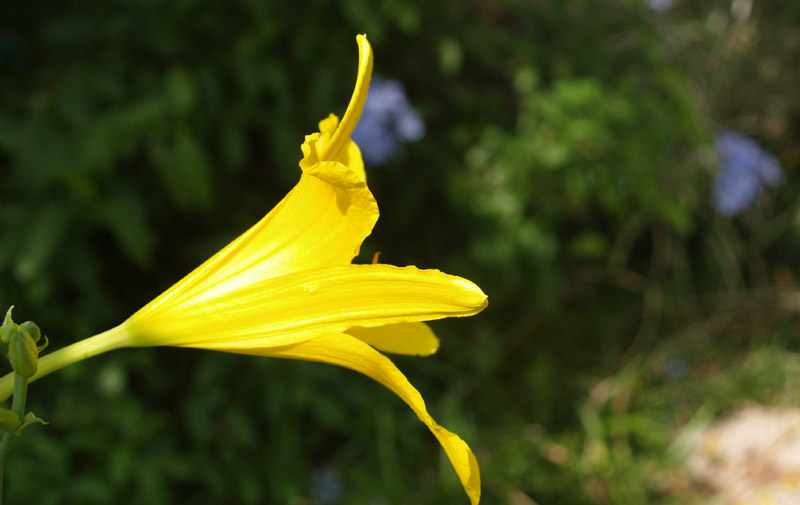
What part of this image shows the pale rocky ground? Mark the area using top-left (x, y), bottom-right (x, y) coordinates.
top-left (686, 407), bottom-right (800, 505)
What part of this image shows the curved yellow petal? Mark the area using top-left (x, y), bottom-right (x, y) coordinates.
top-left (342, 138), bottom-right (366, 182)
top-left (303, 114), bottom-right (366, 182)
top-left (321, 34), bottom-right (373, 162)
top-left (347, 322), bottom-right (439, 356)
top-left (126, 264), bottom-right (487, 351)
top-left (243, 333), bottom-right (481, 505)
top-left (137, 36), bottom-right (375, 319)
top-left (132, 159), bottom-right (378, 319)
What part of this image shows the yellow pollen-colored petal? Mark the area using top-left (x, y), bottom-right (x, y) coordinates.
top-left (235, 333), bottom-right (481, 505)
top-left (320, 34), bottom-right (373, 161)
top-left (130, 159), bottom-right (378, 319)
top-left (299, 116), bottom-right (366, 182)
top-left (342, 138), bottom-right (366, 182)
top-left (128, 264), bottom-right (486, 352)
top-left (347, 322), bottom-right (440, 356)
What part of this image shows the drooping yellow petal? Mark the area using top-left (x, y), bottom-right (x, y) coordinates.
top-left (321, 34), bottom-right (373, 162)
top-left (240, 333), bottom-right (481, 505)
top-left (347, 322), bottom-right (440, 356)
top-left (126, 264), bottom-right (486, 351)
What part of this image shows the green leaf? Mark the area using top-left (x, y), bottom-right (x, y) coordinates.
top-left (13, 411), bottom-right (48, 435)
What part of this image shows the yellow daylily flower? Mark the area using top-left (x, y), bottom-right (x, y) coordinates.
top-left (0, 34), bottom-right (486, 504)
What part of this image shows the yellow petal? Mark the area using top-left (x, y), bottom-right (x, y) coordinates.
top-left (319, 115), bottom-right (367, 182)
top-left (321, 34), bottom-right (373, 161)
top-left (342, 138), bottom-right (366, 182)
top-left (126, 264), bottom-right (487, 351)
top-left (242, 333), bottom-right (481, 505)
top-left (131, 159), bottom-right (378, 319)
top-left (304, 113), bottom-right (366, 182)
top-left (347, 322), bottom-right (439, 356)
top-left (138, 36), bottom-right (375, 319)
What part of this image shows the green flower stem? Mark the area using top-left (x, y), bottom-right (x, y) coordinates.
top-left (0, 373), bottom-right (29, 505)
top-left (0, 325), bottom-right (132, 403)
top-left (10, 374), bottom-right (25, 422)
top-left (0, 373), bottom-right (27, 458)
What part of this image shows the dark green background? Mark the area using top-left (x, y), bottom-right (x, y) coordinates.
top-left (1, 1), bottom-right (799, 503)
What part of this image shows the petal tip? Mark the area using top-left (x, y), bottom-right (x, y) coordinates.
top-left (321, 34), bottom-right (373, 161)
top-left (453, 277), bottom-right (488, 313)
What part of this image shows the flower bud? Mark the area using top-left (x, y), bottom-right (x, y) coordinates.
top-left (0, 306), bottom-right (18, 345)
top-left (19, 321), bottom-right (41, 344)
top-left (0, 408), bottom-right (20, 433)
top-left (9, 330), bottom-right (38, 379)
top-left (0, 324), bottom-right (16, 344)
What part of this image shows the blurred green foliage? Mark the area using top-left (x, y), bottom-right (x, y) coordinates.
top-left (1, 0), bottom-right (799, 504)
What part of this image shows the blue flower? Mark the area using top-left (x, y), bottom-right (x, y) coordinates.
top-left (307, 467), bottom-right (344, 504)
top-left (351, 76), bottom-right (425, 166)
top-left (665, 357), bottom-right (688, 379)
top-left (711, 130), bottom-right (783, 216)
top-left (646, 0), bottom-right (674, 12)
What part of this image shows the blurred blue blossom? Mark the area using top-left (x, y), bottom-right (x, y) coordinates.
top-left (665, 357), bottom-right (688, 379)
top-left (646, 0), bottom-right (674, 12)
top-left (711, 130), bottom-right (783, 216)
top-left (307, 467), bottom-right (344, 504)
top-left (351, 76), bottom-right (425, 166)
